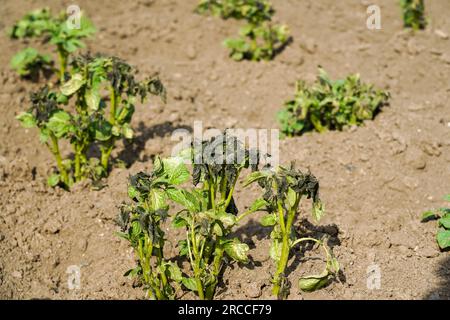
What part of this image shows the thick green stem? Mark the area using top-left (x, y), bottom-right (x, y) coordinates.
top-left (272, 194), bottom-right (301, 298)
top-left (100, 143), bottom-right (114, 171)
top-left (57, 46), bottom-right (67, 83)
top-left (49, 133), bottom-right (69, 185)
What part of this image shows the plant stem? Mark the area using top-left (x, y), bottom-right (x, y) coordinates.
top-left (57, 46), bottom-right (67, 83)
top-left (100, 143), bottom-right (114, 171)
top-left (74, 146), bottom-right (81, 182)
top-left (49, 133), bottom-right (69, 185)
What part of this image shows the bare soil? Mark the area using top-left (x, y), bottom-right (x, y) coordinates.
top-left (1, 0), bottom-right (450, 300)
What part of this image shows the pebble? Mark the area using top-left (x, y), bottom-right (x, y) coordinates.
top-left (404, 147), bottom-right (426, 170)
top-left (245, 281), bottom-right (263, 298)
top-left (11, 270), bottom-right (22, 279)
top-left (186, 45), bottom-right (197, 60)
top-left (434, 29), bottom-right (449, 40)
top-left (43, 220), bottom-right (62, 234)
top-left (300, 37), bottom-right (317, 54)
top-left (420, 246), bottom-right (439, 259)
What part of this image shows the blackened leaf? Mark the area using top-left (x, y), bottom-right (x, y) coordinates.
top-left (421, 210), bottom-right (438, 222)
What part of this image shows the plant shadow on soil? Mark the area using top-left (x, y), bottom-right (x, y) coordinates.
top-left (117, 121), bottom-right (193, 166)
top-left (424, 254), bottom-right (450, 300)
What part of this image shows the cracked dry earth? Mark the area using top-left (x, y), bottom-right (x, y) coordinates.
top-left (1, 0), bottom-right (450, 300)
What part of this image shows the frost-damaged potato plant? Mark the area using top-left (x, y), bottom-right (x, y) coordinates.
top-left (169, 134), bottom-right (265, 299)
top-left (400, 0), bottom-right (426, 30)
top-left (245, 164), bottom-right (339, 299)
top-left (422, 195), bottom-right (450, 250)
top-left (9, 8), bottom-right (95, 81)
top-left (278, 68), bottom-right (390, 137)
top-left (196, 0), bottom-right (290, 61)
top-left (16, 54), bottom-right (166, 189)
top-left (118, 134), bottom-right (267, 300)
top-left (117, 157), bottom-right (189, 299)
top-left (118, 134), bottom-right (339, 300)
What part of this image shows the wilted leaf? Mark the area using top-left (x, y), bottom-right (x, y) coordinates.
top-left (298, 271), bottom-right (330, 292)
top-left (224, 239), bottom-right (249, 263)
top-left (60, 73), bottom-right (85, 96)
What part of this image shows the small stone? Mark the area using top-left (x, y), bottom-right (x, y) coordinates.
top-left (186, 45), bottom-right (197, 60)
top-left (404, 147), bottom-right (426, 170)
top-left (441, 54), bottom-right (450, 64)
top-left (245, 281), bottom-right (262, 298)
top-left (43, 219), bottom-right (62, 234)
top-left (420, 246), bottom-right (439, 258)
top-left (300, 38), bottom-right (317, 54)
top-left (435, 29), bottom-right (449, 40)
top-left (11, 270), bottom-right (22, 279)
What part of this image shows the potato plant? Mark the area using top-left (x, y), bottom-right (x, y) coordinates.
top-left (117, 157), bottom-right (189, 299)
top-left (245, 164), bottom-right (338, 298)
top-left (9, 8), bottom-right (95, 81)
top-left (16, 53), bottom-right (166, 189)
top-left (118, 134), bottom-right (338, 300)
top-left (422, 195), bottom-right (450, 250)
top-left (196, 0), bottom-right (290, 61)
top-left (278, 68), bottom-right (390, 137)
top-left (10, 47), bottom-right (53, 79)
top-left (400, 0), bottom-right (426, 30)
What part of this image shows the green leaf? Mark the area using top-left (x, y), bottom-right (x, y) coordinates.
top-left (149, 188), bottom-right (167, 211)
top-left (249, 198), bottom-right (267, 213)
top-left (224, 239), bottom-right (249, 263)
top-left (182, 277), bottom-right (198, 292)
top-left (16, 112), bottom-right (36, 128)
top-left (243, 171), bottom-right (267, 187)
top-left (312, 200), bottom-right (325, 222)
top-left (163, 157), bottom-right (190, 185)
top-left (47, 111), bottom-right (72, 138)
top-left (436, 230), bottom-right (450, 250)
top-left (269, 239), bottom-right (282, 262)
top-left (166, 262), bottom-right (182, 283)
top-left (85, 87), bottom-right (101, 112)
top-left (444, 195), bottom-right (450, 202)
top-left (60, 73), bottom-right (85, 96)
top-left (299, 271), bottom-right (330, 292)
top-left (94, 120), bottom-right (112, 141)
top-left (421, 210), bottom-right (438, 222)
top-left (122, 124), bottom-right (134, 139)
top-left (128, 185), bottom-right (139, 200)
top-left (261, 214), bottom-right (277, 227)
top-left (47, 174), bottom-right (60, 187)
top-left (438, 215), bottom-right (450, 229)
top-left (216, 211), bottom-right (236, 227)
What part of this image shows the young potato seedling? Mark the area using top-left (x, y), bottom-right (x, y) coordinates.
top-left (400, 0), bottom-right (426, 30)
top-left (117, 157), bottom-right (189, 300)
top-left (244, 164), bottom-right (339, 299)
top-left (278, 68), bottom-right (390, 137)
top-left (422, 195), bottom-right (450, 250)
top-left (9, 7), bottom-right (95, 81)
top-left (16, 53), bottom-right (166, 189)
top-left (196, 0), bottom-right (290, 61)
top-left (10, 47), bottom-right (53, 79)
